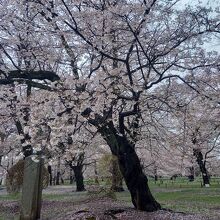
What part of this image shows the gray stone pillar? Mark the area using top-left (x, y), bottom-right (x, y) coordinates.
top-left (20, 155), bottom-right (44, 220)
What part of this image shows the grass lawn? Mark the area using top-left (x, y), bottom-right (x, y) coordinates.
top-left (0, 178), bottom-right (220, 219)
top-left (116, 178), bottom-right (220, 218)
top-left (155, 181), bottom-right (220, 218)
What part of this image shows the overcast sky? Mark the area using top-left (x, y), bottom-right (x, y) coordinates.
top-left (178, 0), bottom-right (218, 7)
top-left (179, 0), bottom-right (220, 51)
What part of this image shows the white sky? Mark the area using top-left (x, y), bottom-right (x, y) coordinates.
top-left (178, 0), bottom-right (220, 51)
top-left (178, 0), bottom-right (219, 7)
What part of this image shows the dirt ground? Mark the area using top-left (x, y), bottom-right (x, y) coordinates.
top-left (0, 196), bottom-right (218, 220)
top-left (52, 197), bottom-right (216, 220)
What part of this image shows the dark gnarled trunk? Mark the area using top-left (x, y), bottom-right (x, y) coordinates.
top-left (55, 171), bottom-right (60, 185)
top-left (73, 165), bottom-right (85, 191)
top-left (47, 165), bottom-right (53, 186)
top-left (66, 153), bottom-right (85, 191)
top-left (193, 149), bottom-right (210, 186)
top-left (100, 126), bottom-right (161, 211)
top-left (117, 142), bottom-right (161, 211)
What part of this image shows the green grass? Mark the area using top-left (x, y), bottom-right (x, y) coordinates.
top-left (1, 178), bottom-right (220, 219)
top-left (115, 181), bottom-right (220, 217)
top-left (0, 192), bottom-right (21, 201)
top-left (42, 190), bottom-right (88, 202)
top-left (154, 187), bottom-right (220, 213)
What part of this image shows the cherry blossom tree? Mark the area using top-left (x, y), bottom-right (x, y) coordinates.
top-left (154, 70), bottom-right (220, 185)
top-left (34, 0), bottom-right (220, 210)
top-left (0, 0), bottom-right (60, 157)
top-left (0, 0), bottom-right (219, 212)
top-left (175, 92), bottom-right (219, 186)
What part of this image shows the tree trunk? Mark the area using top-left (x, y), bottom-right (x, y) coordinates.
top-left (100, 126), bottom-right (161, 211)
top-left (188, 166), bottom-right (194, 182)
top-left (94, 160), bottom-right (99, 185)
top-left (117, 145), bottom-right (161, 211)
top-left (70, 168), bottom-right (74, 184)
top-left (110, 155), bottom-right (124, 192)
top-left (47, 165), bottom-right (53, 186)
top-left (193, 149), bottom-right (210, 187)
top-left (73, 166), bottom-right (85, 191)
top-left (56, 157), bottom-right (61, 185)
top-left (154, 165), bottom-right (158, 183)
top-left (56, 171), bottom-right (60, 185)
top-left (201, 171), bottom-right (209, 186)
top-left (53, 176), bottom-right (55, 185)
top-left (61, 177), bottom-right (64, 184)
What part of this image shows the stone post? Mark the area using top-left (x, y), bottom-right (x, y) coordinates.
top-left (20, 155), bottom-right (44, 220)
